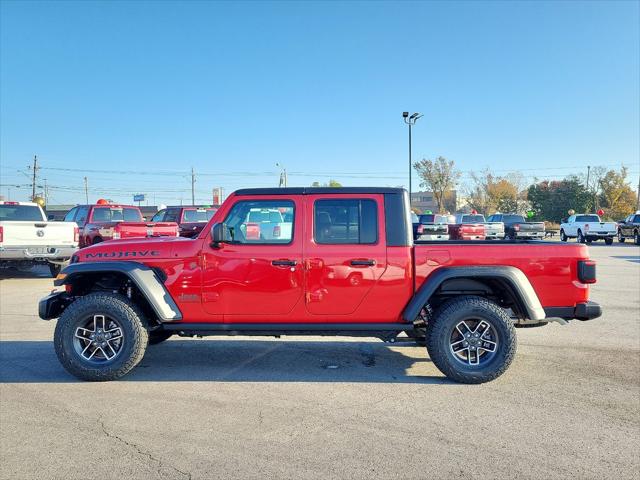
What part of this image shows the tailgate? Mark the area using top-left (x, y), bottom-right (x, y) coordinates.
top-left (461, 224), bottom-right (485, 234)
top-left (421, 224), bottom-right (448, 235)
top-left (116, 222), bottom-right (178, 238)
top-left (520, 222), bottom-right (545, 232)
top-left (0, 221), bottom-right (76, 246)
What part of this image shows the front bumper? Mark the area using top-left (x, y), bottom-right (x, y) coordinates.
top-left (0, 245), bottom-right (78, 261)
top-left (544, 301), bottom-right (602, 321)
top-left (39, 291), bottom-right (72, 320)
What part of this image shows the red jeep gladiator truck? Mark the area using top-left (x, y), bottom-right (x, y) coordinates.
top-left (40, 188), bottom-right (601, 383)
top-left (63, 204), bottom-right (179, 248)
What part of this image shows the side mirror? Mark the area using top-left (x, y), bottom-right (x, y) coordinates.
top-left (210, 222), bottom-right (229, 247)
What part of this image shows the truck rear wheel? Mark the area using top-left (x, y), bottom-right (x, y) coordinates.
top-left (426, 296), bottom-right (517, 384)
top-left (605, 237), bottom-right (613, 245)
top-left (577, 230), bottom-right (586, 243)
top-left (560, 230), bottom-right (567, 242)
top-left (618, 230), bottom-right (625, 243)
top-left (54, 293), bottom-right (148, 381)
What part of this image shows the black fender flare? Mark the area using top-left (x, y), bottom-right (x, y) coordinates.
top-left (55, 261), bottom-right (182, 322)
top-left (402, 266), bottom-right (545, 323)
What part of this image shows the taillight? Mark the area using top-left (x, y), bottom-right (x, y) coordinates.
top-left (578, 260), bottom-right (596, 284)
top-left (514, 224), bottom-right (520, 231)
top-left (585, 224), bottom-right (590, 232)
top-left (73, 226), bottom-right (79, 243)
top-left (0, 226), bottom-right (3, 243)
top-left (113, 231), bottom-right (121, 239)
top-left (273, 225), bottom-right (281, 238)
top-left (417, 225), bottom-right (425, 234)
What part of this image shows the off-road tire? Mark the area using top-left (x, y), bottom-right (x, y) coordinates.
top-left (604, 237), bottom-right (613, 246)
top-left (560, 230), bottom-right (567, 242)
top-left (426, 296), bottom-right (517, 384)
top-left (54, 293), bottom-right (148, 381)
top-left (148, 330), bottom-right (173, 345)
top-left (48, 263), bottom-right (62, 278)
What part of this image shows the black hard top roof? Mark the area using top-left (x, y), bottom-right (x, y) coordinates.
top-left (235, 187), bottom-right (406, 196)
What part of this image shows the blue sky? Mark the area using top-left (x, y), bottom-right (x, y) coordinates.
top-left (1, 0), bottom-right (638, 205)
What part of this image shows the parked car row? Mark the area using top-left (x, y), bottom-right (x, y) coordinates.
top-left (411, 212), bottom-right (544, 242)
top-left (1, 200), bottom-right (221, 276)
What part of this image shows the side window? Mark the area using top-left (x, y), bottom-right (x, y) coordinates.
top-left (223, 200), bottom-right (294, 244)
top-left (75, 206), bottom-right (89, 225)
top-left (163, 208), bottom-right (181, 223)
top-left (314, 199), bottom-right (378, 244)
top-left (63, 207), bottom-right (78, 222)
top-left (151, 209), bottom-right (166, 222)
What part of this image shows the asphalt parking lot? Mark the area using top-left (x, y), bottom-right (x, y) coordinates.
top-left (1, 243), bottom-right (639, 480)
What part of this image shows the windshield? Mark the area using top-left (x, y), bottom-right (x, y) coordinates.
top-left (504, 215), bottom-right (525, 223)
top-left (0, 204), bottom-right (45, 221)
top-left (462, 215), bottom-right (485, 223)
top-left (92, 207), bottom-right (142, 222)
top-left (182, 208), bottom-right (217, 223)
top-left (576, 215), bottom-right (600, 222)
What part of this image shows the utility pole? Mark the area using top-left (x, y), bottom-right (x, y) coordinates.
top-left (43, 178), bottom-right (48, 205)
top-left (84, 177), bottom-right (89, 203)
top-left (586, 166), bottom-right (592, 211)
top-left (30, 155), bottom-right (39, 201)
top-left (191, 167), bottom-right (196, 205)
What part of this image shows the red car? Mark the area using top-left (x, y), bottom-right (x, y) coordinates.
top-left (448, 213), bottom-right (486, 240)
top-left (63, 204), bottom-right (179, 248)
top-left (41, 187), bottom-right (601, 383)
top-left (150, 206), bottom-right (219, 238)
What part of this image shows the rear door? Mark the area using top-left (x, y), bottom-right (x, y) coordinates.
top-left (303, 194), bottom-right (387, 316)
top-left (201, 196), bottom-right (303, 319)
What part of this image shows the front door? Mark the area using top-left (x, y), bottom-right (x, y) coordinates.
top-left (303, 194), bottom-right (387, 316)
top-left (201, 196), bottom-right (303, 320)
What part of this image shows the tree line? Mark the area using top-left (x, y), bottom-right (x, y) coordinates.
top-left (412, 157), bottom-right (638, 221)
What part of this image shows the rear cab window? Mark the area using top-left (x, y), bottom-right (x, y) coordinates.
top-left (0, 204), bottom-right (45, 221)
top-left (313, 199), bottom-right (378, 244)
top-left (91, 207), bottom-right (142, 222)
top-left (182, 208), bottom-right (217, 223)
top-left (576, 215), bottom-right (600, 222)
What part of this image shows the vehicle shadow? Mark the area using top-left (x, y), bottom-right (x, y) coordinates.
top-left (0, 339), bottom-right (450, 385)
top-left (0, 266), bottom-right (52, 279)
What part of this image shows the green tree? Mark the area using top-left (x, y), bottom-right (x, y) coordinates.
top-left (311, 179), bottom-right (342, 187)
top-left (466, 169), bottom-right (522, 215)
top-left (527, 175), bottom-right (590, 222)
top-left (597, 167), bottom-right (637, 220)
top-left (413, 156), bottom-right (461, 213)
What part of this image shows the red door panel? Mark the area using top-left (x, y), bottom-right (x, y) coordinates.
top-left (303, 194), bottom-right (387, 317)
top-left (201, 196), bottom-right (303, 320)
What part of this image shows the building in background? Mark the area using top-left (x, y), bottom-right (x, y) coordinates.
top-left (411, 190), bottom-right (457, 214)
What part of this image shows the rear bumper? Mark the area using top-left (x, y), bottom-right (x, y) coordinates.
top-left (544, 301), bottom-right (602, 321)
top-left (417, 233), bottom-right (450, 241)
top-left (485, 231), bottom-right (505, 239)
top-left (515, 231), bottom-right (545, 239)
top-left (0, 245), bottom-right (78, 261)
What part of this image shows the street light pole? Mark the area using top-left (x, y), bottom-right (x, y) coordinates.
top-left (402, 112), bottom-right (422, 211)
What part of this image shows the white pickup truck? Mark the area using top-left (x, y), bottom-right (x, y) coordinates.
top-left (0, 201), bottom-right (79, 276)
top-left (560, 214), bottom-right (617, 245)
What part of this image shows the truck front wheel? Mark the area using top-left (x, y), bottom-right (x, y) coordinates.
top-left (54, 293), bottom-right (149, 381)
top-left (426, 296), bottom-right (517, 384)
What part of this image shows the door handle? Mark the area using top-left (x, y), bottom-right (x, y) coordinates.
top-left (350, 259), bottom-right (376, 266)
top-left (272, 259), bottom-right (297, 267)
